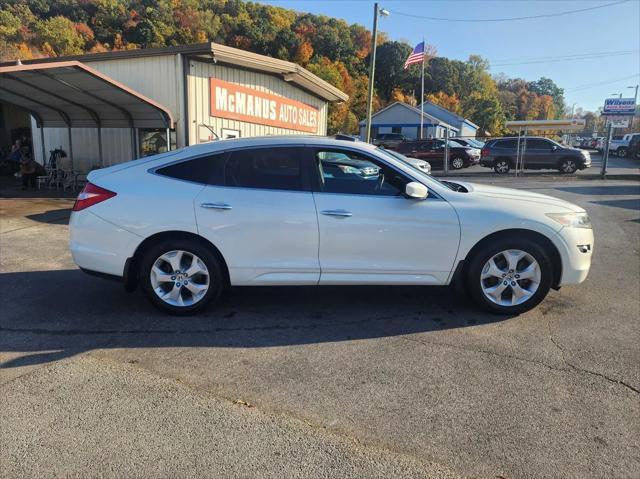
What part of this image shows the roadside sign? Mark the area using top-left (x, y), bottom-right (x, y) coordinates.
top-left (602, 98), bottom-right (636, 115)
top-left (607, 117), bottom-right (630, 128)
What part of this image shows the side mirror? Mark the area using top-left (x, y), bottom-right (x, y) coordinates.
top-left (405, 181), bottom-right (428, 199)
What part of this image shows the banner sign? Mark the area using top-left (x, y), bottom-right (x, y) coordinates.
top-left (602, 98), bottom-right (636, 115)
top-left (209, 78), bottom-right (319, 133)
top-left (607, 117), bottom-right (630, 128)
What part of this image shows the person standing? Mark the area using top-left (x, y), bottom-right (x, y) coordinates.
top-left (20, 152), bottom-right (37, 190)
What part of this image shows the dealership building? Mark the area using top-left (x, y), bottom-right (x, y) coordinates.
top-left (0, 43), bottom-right (347, 170)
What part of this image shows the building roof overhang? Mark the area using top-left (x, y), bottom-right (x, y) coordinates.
top-left (0, 61), bottom-right (174, 129)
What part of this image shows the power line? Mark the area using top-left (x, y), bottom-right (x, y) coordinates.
top-left (388, 0), bottom-right (630, 23)
top-left (492, 50), bottom-right (640, 67)
top-left (566, 73), bottom-right (640, 92)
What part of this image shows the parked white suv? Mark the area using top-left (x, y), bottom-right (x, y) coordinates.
top-left (70, 136), bottom-right (593, 315)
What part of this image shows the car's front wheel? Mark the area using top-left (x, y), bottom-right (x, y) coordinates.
top-left (451, 156), bottom-right (465, 169)
top-left (493, 159), bottom-right (510, 174)
top-left (559, 158), bottom-right (578, 174)
top-left (466, 237), bottom-right (553, 314)
top-left (616, 147), bottom-right (627, 158)
top-left (139, 239), bottom-right (224, 315)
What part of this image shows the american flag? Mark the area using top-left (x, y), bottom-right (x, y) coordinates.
top-left (404, 41), bottom-right (425, 69)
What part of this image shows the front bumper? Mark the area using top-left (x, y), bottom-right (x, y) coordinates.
top-left (553, 226), bottom-right (594, 285)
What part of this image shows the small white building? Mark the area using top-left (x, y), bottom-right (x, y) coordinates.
top-left (0, 43), bottom-right (348, 171)
top-left (359, 102), bottom-right (459, 140)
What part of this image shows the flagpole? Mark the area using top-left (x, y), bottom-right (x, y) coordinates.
top-left (420, 38), bottom-right (425, 140)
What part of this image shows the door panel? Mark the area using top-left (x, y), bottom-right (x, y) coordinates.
top-left (314, 194), bottom-right (460, 284)
top-left (194, 146), bottom-right (319, 285)
top-left (310, 147), bottom-right (460, 285)
top-left (196, 187), bottom-right (319, 285)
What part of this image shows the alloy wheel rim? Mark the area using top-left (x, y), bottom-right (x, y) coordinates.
top-left (563, 160), bottom-right (576, 172)
top-left (480, 249), bottom-right (541, 306)
top-left (452, 158), bottom-right (464, 169)
top-left (496, 161), bottom-right (509, 173)
top-left (150, 250), bottom-right (210, 307)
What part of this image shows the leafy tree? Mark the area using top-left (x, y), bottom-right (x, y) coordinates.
top-left (35, 16), bottom-right (85, 56)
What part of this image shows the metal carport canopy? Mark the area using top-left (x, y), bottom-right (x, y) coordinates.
top-left (0, 61), bottom-right (174, 129)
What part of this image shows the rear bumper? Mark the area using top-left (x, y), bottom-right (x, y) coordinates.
top-left (69, 211), bottom-right (141, 277)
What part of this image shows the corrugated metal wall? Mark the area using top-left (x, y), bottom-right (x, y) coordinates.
top-left (30, 54), bottom-right (331, 169)
top-left (188, 60), bottom-right (328, 144)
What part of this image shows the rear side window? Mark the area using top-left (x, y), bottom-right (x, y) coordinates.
top-left (495, 139), bottom-right (517, 149)
top-left (155, 153), bottom-right (225, 185)
top-left (225, 147), bottom-right (305, 191)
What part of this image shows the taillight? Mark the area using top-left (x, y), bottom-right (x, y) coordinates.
top-left (72, 182), bottom-right (117, 211)
top-left (481, 147), bottom-right (489, 157)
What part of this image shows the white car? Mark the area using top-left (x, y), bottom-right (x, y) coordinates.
top-left (70, 136), bottom-right (594, 315)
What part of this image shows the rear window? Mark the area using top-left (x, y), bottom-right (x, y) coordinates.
top-left (155, 153), bottom-right (226, 185)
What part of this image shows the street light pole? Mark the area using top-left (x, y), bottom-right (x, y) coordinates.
top-left (364, 3), bottom-right (388, 143)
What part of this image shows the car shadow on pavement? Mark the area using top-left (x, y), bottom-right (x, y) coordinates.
top-left (0, 269), bottom-right (509, 369)
top-left (26, 208), bottom-right (72, 225)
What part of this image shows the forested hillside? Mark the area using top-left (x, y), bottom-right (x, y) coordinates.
top-left (0, 0), bottom-right (567, 135)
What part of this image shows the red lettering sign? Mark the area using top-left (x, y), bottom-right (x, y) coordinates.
top-left (209, 78), bottom-right (319, 133)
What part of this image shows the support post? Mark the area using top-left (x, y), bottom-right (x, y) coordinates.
top-left (443, 128), bottom-right (449, 175)
top-left (166, 128), bottom-right (171, 151)
top-left (601, 121), bottom-right (613, 178)
top-left (420, 38), bottom-right (425, 140)
top-left (131, 127), bottom-right (138, 160)
top-left (40, 125), bottom-right (46, 167)
top-left (67, 127), bottom-right (74, 171)
top-left (515, 129), bottom-right (522, 177)
top-left (364, 2), bottom-right (379, 143)
top-left (97, 127), bottom-right (104, 167)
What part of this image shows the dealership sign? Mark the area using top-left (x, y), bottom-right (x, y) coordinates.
top-left (607, 117), bottom-right (630, 128)
top-left (210, 78), bottom-right (319, 133)
top-left (602, 97), bottom-right (636, 115)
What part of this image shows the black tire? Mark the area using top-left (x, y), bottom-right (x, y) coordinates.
top-left (451, 156), bottom-right (465, 170)
top-left (558, 158), bottom-right (578, 174)
top-left (493, 159), bottom-right (510, 174)
top-left (139, 238), bottom-right (224, 315)
top-left (466, 237), bottom-right (553, 315)
top-left (617, 147), bottom-right (627, 158)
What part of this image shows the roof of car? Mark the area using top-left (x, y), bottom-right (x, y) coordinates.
top-left (172, 135), bottom-right (381, 156)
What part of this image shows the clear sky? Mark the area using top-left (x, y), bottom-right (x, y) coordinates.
top-left (260, 0), bottom-right (640, 113)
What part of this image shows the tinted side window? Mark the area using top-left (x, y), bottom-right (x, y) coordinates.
top-left (527, 139), bottom-right (553, 150)
top-left (225, 147), bottom-right (304, 191)
top-left (156, 153), bottom-right (225, 185)
top-left (495, 139), bottom-right (517, 149)
top-left (316, 149), bottom-right (408, 197)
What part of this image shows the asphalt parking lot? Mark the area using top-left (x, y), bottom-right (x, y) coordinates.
top-left (1, 175), bottom-right (639, 478)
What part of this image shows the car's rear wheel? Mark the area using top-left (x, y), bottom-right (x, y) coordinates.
top-left (451, 156), bottom-right (465, 169)
top-left (466, 237), bottom-right (553, 314)
top-left (494, 159), bottom-right (510, 174)
top-left (139, 239), bottom-right (223, 315)
top-left (617, 147), bottom-right (627, 158)
top-left (559, 158), bottom-right (578, 174)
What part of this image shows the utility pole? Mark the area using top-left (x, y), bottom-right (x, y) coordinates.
top-left (364, 3), bottom-right (388, 143)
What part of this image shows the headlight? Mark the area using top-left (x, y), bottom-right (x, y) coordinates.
top-left (546, 212), bottom-right (592, 229)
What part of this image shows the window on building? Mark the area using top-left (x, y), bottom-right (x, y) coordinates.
top-left (139, 129), bottom-right (170, 157)
top-left (391, 126), bottom-right (402, 134)
top-left (225, 147), bottom-right (305, 191)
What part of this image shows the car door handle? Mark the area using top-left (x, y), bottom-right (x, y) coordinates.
top-left (200, 202), bottom-right (232, 210)
top-left (321, 209), bottom-right (352, 218)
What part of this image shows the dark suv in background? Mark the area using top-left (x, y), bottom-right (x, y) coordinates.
top-left (392, 139), bottom-right (480, 170)
top-left (372, 133), bottom-right (407, 149)
top-left (480, 137), bottom-right (591, 174)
